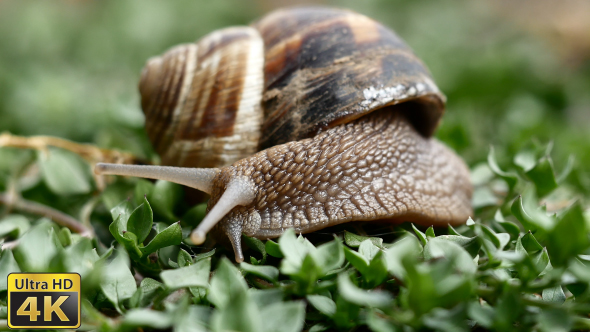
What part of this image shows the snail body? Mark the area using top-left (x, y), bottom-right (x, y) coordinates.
top-left (96, 7), bottom-right (473, 262)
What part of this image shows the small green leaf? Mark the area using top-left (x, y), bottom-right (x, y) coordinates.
top-left (57, 227), bottom-right (72, 247)
top-left (0, 148), bottom-right (35, 176)
top-left (285, 254), bottom-right (322, 292)
top-left (337, 273), bottom-right (392, 308)
top-left (193, 249), bottom-right (216, 262)
top-left (133, 179), bottom-right (154, 206)
top-left (242, 234), bottom-right (267, 264)
top-left (546, 202), bottom-right (590, 266)
top-left (279, 229), bottom-right (315, 274)
top-left (173, 305), bottom-right (210, 332)
top-left (182, 202), bottom-right (207, 227)
top-left (436, 235), bottom-right (480, 257)
top-left (0, 250), bottom-right (20, 292)
top-left (366, 308), bottom-right (397, 332)
top-left (514, 150), bottom-right (537, 171)
top-left (537, 308), bottom-right (572, 332)
top-left (344, 246), bottom-right (369, 271)
top-left (208, 258), bottom-right (248, 309)
top-left (249, 288), bottom-right (284, 309)
top-left (265, 239), bottom-right (284, 258)
top-left (497, 220), bottom-right (520, 239)
top-left (412, 224), bottom-right (428, 246)
top-left (447, 224), bottom-right (462, 236)
top-left (423, 238), bottom-right (477, 275)
top-left (488, 146), bottom-right (518, 190)
top-left (160, 258), bottom-right (210, 289)
top-left (0, 215), bottom-right (30, 238)
top-left (110, 199), bottom-right (133, 225)
top-left (358, 239), bottom-right (380, 262)
top-left (13, 220), bottom-right (58, 271)
top-left (477, 225), bottom-right (509, 249)
top-left (472, 187), bottom-right (499, 209)
top-left (149, 180), bottom-right (183, 221)
top-left (467, 302), bottom-right (494, 329)
top-left (556, 155), bottom-right (575, 183)
top-left (479, 224), bottom-right (500, 247)
top-left (470, 163), bottom-right (494, 186)
top-left (59, 238), bottom-right (99, 278)
top-left (101, 182), bottom-right (134, 211)
top-left (141, 222), bottom-right (182, 255)
top-left (167, 259), bottom-right (179, 268)
top-left (384, 235), bottom-right (422, 281)
top-left (423, 306), bottom-right (468, 332)
top-left (129, 278), bottom-right (164, 308)
top-left (260, 301), bottom-right (306, 332)
top-left (123, 308), bottom-right (172, 329)
top-left (109, 214), bottom-right (126, 241)
top-left (98, 246), bottom-right (114, 262)
top-left (100, 249), bottom-right (137, 312)
top-left (240, 262), bottom-right (279, 283)
top-left (425, 226), bottom-right (435, 239)
top-left (122, 231), bottom-right (143, 258)
top-left (520, 232), bottom-right (543, 252)
top-left (365, 253), bottom-right (389, 287)
top-left (210, 290), bottom-right (261, 332)
top-left (343, 231), bottom-right (383, 248)
top-left (37, 148), bottom-right (92, 195)
top-left (531, 248), bottom-right (550, 275)
top-left (127, 197), bottom-right (153, 243)
top-left (309, 323), bottom-right (330, 332)
top-left (312, 238), bottom-right (344, 275)
top-left (177, 249), bottom-right (193, 267)
top-left (526, 156), bottom-right (558, 197)
top-left (542, 286), bottom-right (566, 303)
top-left (494, 209), bottom-right (505, 222)
top-left (307, 295), bottom-right (336, 317)
top-left (511, 195), bottom-right (553, 232)
top-left (109, 215), bottom-right (142, 258)
top-left (188, 287), bottom-right (209, 305)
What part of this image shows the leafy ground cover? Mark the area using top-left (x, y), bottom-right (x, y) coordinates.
top-left (1, 1), bottom-right (589, 331)
top-left (1, 140), bottom-right (590, 331)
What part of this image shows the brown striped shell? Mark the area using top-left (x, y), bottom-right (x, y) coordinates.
top-left (140, 7), bottom-right (445, 167)
top-left (140, 27), bottom-right (265, 168)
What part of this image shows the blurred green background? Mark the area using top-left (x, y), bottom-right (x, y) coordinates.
top-left (0, 0), bottom-right (588, 169)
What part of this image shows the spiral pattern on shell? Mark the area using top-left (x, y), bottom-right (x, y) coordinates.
top-left (140, 7), bottom-right (445, 168)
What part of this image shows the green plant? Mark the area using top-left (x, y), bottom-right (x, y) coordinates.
top-left (1, 1), bottom-right (589, 331)
top-left (1, 140), bottom-right (590, 331)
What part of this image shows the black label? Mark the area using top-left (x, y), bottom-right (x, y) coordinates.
top-left (9, 292), bottom-right (79, 328)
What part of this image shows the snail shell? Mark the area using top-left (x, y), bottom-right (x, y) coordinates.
top-left (96, 7), bottom-right (472, 262)
top-left (140, 7), bottom-right (444, 167)
top-left (140, 27), bottom-right (265, 168)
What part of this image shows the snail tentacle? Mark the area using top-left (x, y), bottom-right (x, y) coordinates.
top-left (94, 163), bottom-right (219, 194)
top-left (190, 176), bottom-right (256, 247)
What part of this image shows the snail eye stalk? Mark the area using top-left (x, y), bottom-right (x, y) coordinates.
top-left (94, 163), bottom-right (219, 194)
top-left (95, 163), bottom-right (256, 259)
top-left (190, 176), bottom-right (256, 246)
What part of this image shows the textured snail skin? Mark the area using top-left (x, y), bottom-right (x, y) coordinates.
top-left (208, 108), bottom-right (472, 262)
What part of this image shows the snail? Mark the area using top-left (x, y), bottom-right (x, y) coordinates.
top-left (95, 7), bottom-right (473, 263)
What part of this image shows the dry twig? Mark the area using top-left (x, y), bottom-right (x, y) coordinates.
top-left (0, 192), bottom-right (92, 237)
top-left (0, 132), bottom-right (147, 190)
top-left (0, 132), bottom-right (137, 164)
